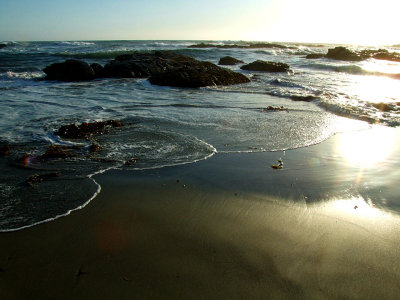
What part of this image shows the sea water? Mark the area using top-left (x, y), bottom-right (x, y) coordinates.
top-left (0, 40), bottom-right (399, 230)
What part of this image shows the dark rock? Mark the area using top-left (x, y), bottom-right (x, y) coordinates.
top-left (369, 49), bottom-right (400, 62)
top-left (149, 61), bottom-right (250, 88)
top-left (124, 158), bottom-right (139, 166)
top-left (326, 47), bottom-right (363, 61)
top-left (240, 60), bottom-right (290, 72)
top-left (89, 143), bottom-right (101, 153)
top-left (103, 51), bottom-right (196, 78)
top-left (40, 145), bottom-right (73, 159)
top-left (371, 102), bottom-right (398, 112)
top-left (43, 51), bottom-right (251, 88)
top-left (0, 145), bottom-right (10, 156)
top-left (324, 47), bottom-right (400, 62)
top-left (90, 63), bottom-right (105, 78)
top-left (305, 53), bottom-right (325, 59)
top-left (43, 60), bottom-right (95, 81)
top-left (262, 106), bottom-right (287, 112)
top-left (0, 44), bottom-right (6, 49)
top-left (26, 173), bottom-right (59, 186)
top-left (54, 120), bottom-right (123, 139)
top-left (290, 95), bottom-right (318, 102)
top-left (218, 56), bottom-right (244, 65)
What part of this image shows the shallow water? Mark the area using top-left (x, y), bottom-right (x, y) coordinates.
top-left (0, 40), bottom-right (399, 230)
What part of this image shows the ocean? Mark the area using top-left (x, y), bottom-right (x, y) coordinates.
top-left (0, 40), bottom-right (399, 231)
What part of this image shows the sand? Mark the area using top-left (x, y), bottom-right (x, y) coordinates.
top-left (1, 126), bottom-right (400, 299)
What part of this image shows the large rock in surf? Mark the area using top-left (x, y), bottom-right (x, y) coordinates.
top-left (54, 120), bottom-right (123, 139)
top-left (325, 46), bottom-right (363, 61)
top-left (43, 51), bottom-right (250, 87)
top-left (105, 51), bottom-right (250, 87)
top-left (103, 51), bottom-right (196, 78)
top-left (240, 60), bottom-right (290, 72)
top-left (218, 56), bottom-right (244, 65)
top-left (43, 60), bottom-right (96, 81)
top-left (0, 43), bottom-right (6, 49)
top-left (149, 61), bottom-right (250, 88)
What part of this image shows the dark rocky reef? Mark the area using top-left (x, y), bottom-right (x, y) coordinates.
top-left (240, 60), bottom-right (290, 72)
top-left (290, 95), bottom-right (319, 102)
top-left (261, 106), bottom-right (288, 112)
top-left (326, 47), bottom-right (364, 61)
top-left (103, 51), bottom-right (196, 78)
top-left (218, 56), bottom-right (244, 65)
top-left (188, 42), bottom-right (290, 49)
top-left (359, 49), bottom-right (400, 62)
top-left (54, 120), bottom-right (123, 139)
top-left (318, 47), bottom-right (400, 62)
top-left (43, 51), bottom-right (250, 87)
top-left (43, 60), bottom-right (97, 81)
top-left (149, 61), bottom-right (250, 88)
top-left (305, 53), bottom-right (325, 59)
top-left (0, 43), bottom-right (6, 49)
top-left (40, 145), bottom-right (74, 159)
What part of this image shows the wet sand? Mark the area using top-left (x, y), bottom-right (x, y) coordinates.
top-left (1, 126), bottom-right (400, 299)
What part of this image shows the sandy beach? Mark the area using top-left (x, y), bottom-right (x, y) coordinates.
top-left (1, 126), bottom-right (400, 299)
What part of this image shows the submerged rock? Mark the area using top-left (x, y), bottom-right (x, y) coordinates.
top-left (40, 145), bottom-right (73, 159)
top-left (149, 61), bottom-right (250, 88)
top-left (0, 145), bottom-right (10, 156)
top-left (240, 60), bottom-right (290, 72)
top-left (54, 120), bottom-right (123, 139)
top-left (290, 95), bottom-right (318, 102)
top-left (43, 59), bottom-right (95, 81)
top-left (218, 56), bottom-right (244, 65)
top-left (26, 173), bottom-right (59, 186)
top-left (261, 106), bottom-right (288, 112)
top-left (305, 53), bottom-right (325, 59)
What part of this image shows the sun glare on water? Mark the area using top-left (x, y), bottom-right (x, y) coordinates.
top-left (337, 127), bottom-right (395, 168)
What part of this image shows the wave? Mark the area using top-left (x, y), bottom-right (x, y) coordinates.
top-left (270, 78), bottom-right (305, 89)
top-left (0, 71), bottom-right (43, 81)
top-left (307, 63), bottom-right (400, 79)
top-left (59, 41), bottom-right (95, 46)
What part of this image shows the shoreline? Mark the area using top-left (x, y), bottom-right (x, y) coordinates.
top-left (1, 126), bottom-right (400, 299)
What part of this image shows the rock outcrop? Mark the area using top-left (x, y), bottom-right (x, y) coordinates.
top-left (43, 51), bottom-right (250, 88)
top-left (218, 56), bottom-right (244, 65)
top-left (54, 120), bottom-right (123, 139)
top-left (149, 61), bottom-right (250, 88)
top-left (324, 47), bottom-right (400, 62)
top-left (240, 60), bottom-right (290, 72)
top-left (43, 60), bottom-right (96, 81)
top-left (325, 47), bottom-right (363, 61)
top-left (103, 51), bottom-right (195, 78)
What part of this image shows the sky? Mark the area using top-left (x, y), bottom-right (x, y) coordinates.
top-left (0, 0), bottom-right (399, 45)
